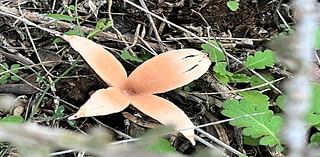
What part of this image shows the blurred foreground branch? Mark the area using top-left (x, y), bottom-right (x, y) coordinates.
top-left (0, 123), bottom-right (110, 156)
top-left (282, 0), bottom-right (317, 157)
top-left (0, 123), bottom-right (189, 157)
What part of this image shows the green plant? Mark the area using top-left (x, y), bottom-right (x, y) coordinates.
top-left (213, 62), bottom-right (251, 84)
top-left (214, 62), bottom-right (233, 84)
top-left (47, 13), bottom-right (75, 22)
top-left (53, 105), bottom-right (65, 119)
top-left (227, 0), bottom-right (240, 12)
top-left (249, 75), bottom-right (275, 90)
top-left (52, 4), bottom-right (85, 44)
top-left (201, 40), bottom-right (225, 63)
top-left (222, 91), bottom-right (284, 152)
top-left (244, 49), bottom-right (276, 69)
top-left (0, 115), bottom-right (24, 124)
top-left (0, 63), bottom-right (21, 84)
top-left (201, 43), bottom-right (285, 151)
top-left (202, 40), bottom-right (277, 85)
top-left (310, 132), bottom-right (320, 146)
top-left (183, 82), bottom-right (196, 92)
top-left (221, 82), bottom-right (320, 152)
top-left (144, 138), bottom-right (176, 153)
top-left (120, 49), bottom-right (143, 62)
top-left (54, 28), bottom-right (84, 44)
top-left (87, 18), bottom-right (112, 39)
top-left (47, 4), bottom-right (76, 22)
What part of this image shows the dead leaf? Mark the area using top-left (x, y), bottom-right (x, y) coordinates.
top-left (63, 35), bottom-right (211, 145)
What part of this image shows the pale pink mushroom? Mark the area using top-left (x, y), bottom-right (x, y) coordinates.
top-left (63, 35), bottom-right (211, 145)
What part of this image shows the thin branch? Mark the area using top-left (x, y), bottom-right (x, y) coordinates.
top-left (138, 0), bottom-right (164, 52)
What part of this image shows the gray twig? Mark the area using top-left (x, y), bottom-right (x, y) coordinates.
top-left (138, 0), bottom-right (164, 52)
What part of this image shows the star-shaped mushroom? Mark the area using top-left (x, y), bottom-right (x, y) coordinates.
top-left (62, 35), bottom-right (211, 145)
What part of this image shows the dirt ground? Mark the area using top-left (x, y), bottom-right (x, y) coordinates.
top-left (0, 0), bottom-right (292, 156)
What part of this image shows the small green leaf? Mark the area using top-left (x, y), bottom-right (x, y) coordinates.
top-left (53, 105), bottom-right (65, 119)
top-left (96, 18), bottom-right (112, 30)
top-left (249, 75), bottom-right (275, 89)
top-left (222, 91), bottom-right (283, 149)
top-left (0, 79), bottom-right (8, 84)
top-left (65, 28), bottom-right (84, 36)
top-left (144, 138), bottom-right (176, 153)
top-left (10, 64), bottom-right (20, 73)
top-left (314, 25), bottom-right (320, 50)
top-left (183, 82), bottom-right (196, 92)
top-left (275, 95), bottom-right (284, 110)
top-left (68, 5), bottom-right (76, 11)
top-left (215, 73), bottom-right (231, 85)
top-left (54, 28), bottom-right (84, 44)
top-left (201, 40), bottom-right (225, 63)
top-left (314, 124), bottom-right (320, 131)
top-left (213, 63), bottom-right (251, 84)
top-left (10, 75), bottom-right (20, 81)
top-left (239, 90), bottom-right (269, 106)
top-left (310, 132), bottom-right (320, 146)
top-left (306, 113), bottom-right (320, 126)
top-left (53, 38), bottom-right (64, 44)
top-left (306, 83), bottom-right (320, 126)
top-left (230, 74), bottom-right (250, 83)
top-left (87, 18), bottom-right (112, 38)
top-left (214, 62), bottom-right (233, 76)
top-left (140, 50), bottom-right (152, 61)
top-left (243, 136), bottom-right (260, 146)
top-left (213, 62), bottom-right (233, 84)
top-left (120, 50), bottom-right (143, 62)
top-left (67, 120), bottom-right (77, 128)
top-left (47, 14), bottom-right (75, 22)
top-left (310, 83), bottom-right (320, 113)
top-left (0, 115), bottom-right (24, 124)
top-left (244, 50), bottom-right (276, 69)
top-left (0, 73), bottom-right (10, 79)
top-left (275, 145), bottom-right (285, 152)
top-left (2, 63), bottom-right (9, 69)
top-left (227, 1), bottom-right (239, 12)
top-left (0, 74), bottom-right (10, 84)
top-left (183, 86), bottom-right (192, 92)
